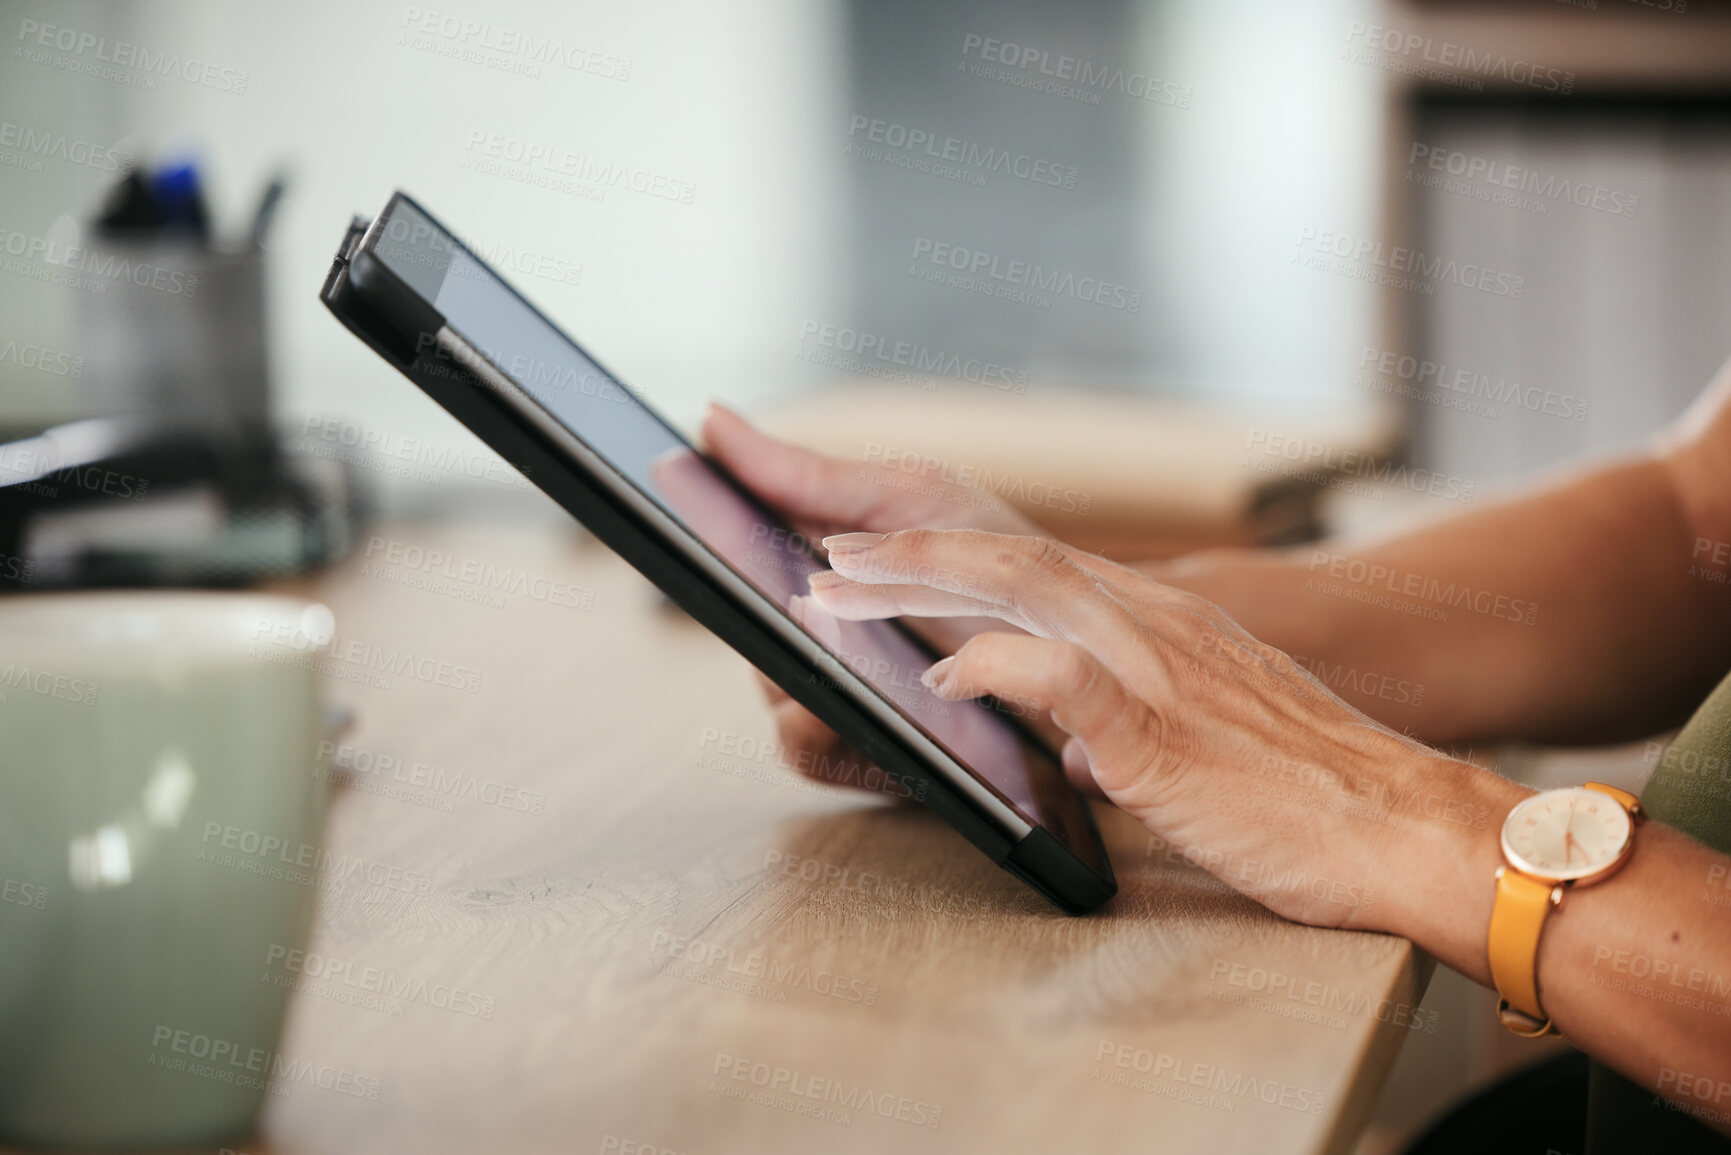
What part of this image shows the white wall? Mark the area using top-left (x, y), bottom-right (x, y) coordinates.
top-left (0, 0), bottom-right (1386, 505)
top-left (1, 0), bottom-right (848, 509)
top-left (1136, 0), bottom-right (1383, 413)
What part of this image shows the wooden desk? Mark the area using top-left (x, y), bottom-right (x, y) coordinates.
top-left (242, 521), bottom-right (1430, 1155)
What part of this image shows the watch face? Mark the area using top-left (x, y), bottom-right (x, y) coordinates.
top-left (1501, 787), bottom-right (1634, 882)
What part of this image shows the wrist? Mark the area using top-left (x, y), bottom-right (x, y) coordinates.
top-left (1352, 747), bottom-right (1531, 982)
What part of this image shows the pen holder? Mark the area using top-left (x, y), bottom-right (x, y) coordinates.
top-left (77, 242), bottom-right (273, 451)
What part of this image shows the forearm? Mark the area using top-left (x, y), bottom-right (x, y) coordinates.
top-left (810, 519), bottom-right (1731, 1131)
top-left (1145, 455), bottom-right (1731, 745)
top-left (1374, 756), bottom-right (1731, 1132)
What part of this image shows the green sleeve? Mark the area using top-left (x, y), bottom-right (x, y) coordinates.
top-left (1587, 670), bottom-right (1731, 1154)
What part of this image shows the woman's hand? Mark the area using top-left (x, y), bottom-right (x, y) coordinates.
top-left (805, 527), bottom-right (1527, 932)
top-left (805, 526), bottom-right (1731, 1137)
top-left (701, 404), bottom-right (1062, 795)
top-left (701, 403), bottom-right (1046, 543)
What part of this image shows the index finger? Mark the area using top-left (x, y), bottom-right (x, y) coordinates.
top-left (822, 529), bottom-right (1149, 664)
top-left (702, 403), bottom-right (1003, 534)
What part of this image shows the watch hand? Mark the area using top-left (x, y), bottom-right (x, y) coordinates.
top-left (1564, 829), bottom-right (1578, 864)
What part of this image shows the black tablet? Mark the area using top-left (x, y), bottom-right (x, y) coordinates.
top-left (320, 191), bottom-right (1115, 913)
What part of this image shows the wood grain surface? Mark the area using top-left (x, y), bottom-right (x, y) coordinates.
top-left (24, 521), bottom-right (1434, 1155)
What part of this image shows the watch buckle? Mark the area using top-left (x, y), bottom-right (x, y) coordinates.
top-left (1496, 999), bottom-right (1557, 1038)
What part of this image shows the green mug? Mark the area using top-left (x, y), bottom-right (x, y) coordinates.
top-left (0, 592), bottom-right (331, 1147)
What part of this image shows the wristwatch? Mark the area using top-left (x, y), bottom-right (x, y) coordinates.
top-left (1488, 781), bottom-right (1643, 1036)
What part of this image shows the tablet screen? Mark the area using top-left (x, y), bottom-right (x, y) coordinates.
top-left (368, 198), bottom-right (1101, 868)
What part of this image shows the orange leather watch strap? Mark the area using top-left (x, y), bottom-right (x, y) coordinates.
top-left (1584, 781), bottom-right (1641, 815)
top-left (1488, 868), bottom-right (1555, 1023)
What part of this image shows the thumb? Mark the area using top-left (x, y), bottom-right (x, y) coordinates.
top-left (701, 402), bottom-right (894, 529)
top-left (1062, 737), bottom-right (1110, 799)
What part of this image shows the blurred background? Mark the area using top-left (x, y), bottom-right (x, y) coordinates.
top-left (3, 0), bottom-right (1730, 1150)
top-left (5, 0), bottom-right (1729, 533)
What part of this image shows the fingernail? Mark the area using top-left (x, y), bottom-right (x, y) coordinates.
top-left (822, 532), bottom-right (885, 555)
top-left (920, 655), bottom-right (957, 691)
top-left (806, 570), bottom-right (845, 589)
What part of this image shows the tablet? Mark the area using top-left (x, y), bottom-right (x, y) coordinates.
top-left (320, 192), bottom-right (1115, 913)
